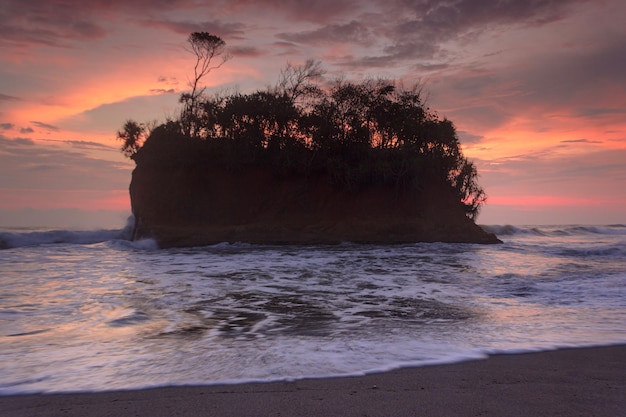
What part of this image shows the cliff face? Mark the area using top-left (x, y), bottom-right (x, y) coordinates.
top-left (130, 162), bottom-right (500, 247)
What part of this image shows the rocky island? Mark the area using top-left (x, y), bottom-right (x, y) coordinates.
top-left (119, 34), bottom-right (499, 247)
top-left (129, 126), bottom-right (499, 246)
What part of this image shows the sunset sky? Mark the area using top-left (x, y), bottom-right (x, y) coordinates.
top-left (1, 0), bottom-right (625, 228)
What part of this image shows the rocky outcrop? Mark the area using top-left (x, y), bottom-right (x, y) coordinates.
top-left (129, 162), bottom-right (500, 247)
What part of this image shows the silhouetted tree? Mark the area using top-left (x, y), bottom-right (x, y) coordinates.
top-left (450, 158), bottom-right (486, 220)
top-left (276, 59), bottom-right (324, 103)
top-left (180, 32), bottom-right (230, 137)
top-left (117, 56), bottom-right (488, 218)
top-left (117, 120), bottom-right (146, 160)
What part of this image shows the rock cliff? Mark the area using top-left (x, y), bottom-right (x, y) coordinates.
top-left (129, 159), bottom-right (500, 247)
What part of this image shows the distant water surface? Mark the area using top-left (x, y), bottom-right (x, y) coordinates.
top-left (1, 224), bottom-right (625, 394)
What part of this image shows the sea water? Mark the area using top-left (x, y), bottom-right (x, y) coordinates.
top-left (1, 223), bottom-right (625, 394)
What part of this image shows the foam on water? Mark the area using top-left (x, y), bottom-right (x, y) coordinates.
top-left (1, 224), bottom-right (625, 394)
top-left (0, 217), bottom-right (136, 250)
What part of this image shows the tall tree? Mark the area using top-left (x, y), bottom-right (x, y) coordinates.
top-left (116, 120), bottom-right (145, 160)
top-left (180, 32), bottom-right (230, 137)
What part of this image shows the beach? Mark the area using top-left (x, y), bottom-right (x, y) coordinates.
top-left (1, 344), bottom-right (624, 417)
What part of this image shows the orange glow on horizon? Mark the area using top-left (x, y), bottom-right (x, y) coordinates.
top-left (488, 194), bottom-right (624, 208)
top-left (0, 189), bottom-right (130, 211)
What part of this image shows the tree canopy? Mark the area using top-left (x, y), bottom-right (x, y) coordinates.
top-left (118, 35), bottom-right (486, 220)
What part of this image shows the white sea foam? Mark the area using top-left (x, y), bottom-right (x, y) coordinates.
top-left (481, 224), bottom-right (626, 237)
top-left (1, 224), bottom-right (625, 394)
top-left (0, 217), bottom-right (135, 249)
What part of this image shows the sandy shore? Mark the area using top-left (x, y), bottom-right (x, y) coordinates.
top-left (1, 345), bottom-right (624, 417)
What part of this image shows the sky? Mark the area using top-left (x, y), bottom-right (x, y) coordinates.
top-left (1, 0), bottom-right (625, 228)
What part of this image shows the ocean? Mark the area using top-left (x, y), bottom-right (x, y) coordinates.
top-left (1, 223), bottom-right (625, 394)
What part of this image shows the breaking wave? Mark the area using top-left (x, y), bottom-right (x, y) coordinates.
top-left (481, 224), bottom-right (626, 237)
top-left (3, 221), bottom-right (624, 250)
top-left (0, 217), bottom-right (136, 249)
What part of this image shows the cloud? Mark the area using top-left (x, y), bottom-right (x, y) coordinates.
top-left (64, 140), bottom-right (117, 150)
top-left (30, 121), bottom-right (60, 131)
top-left (457, 130), bottom-right (484, 145)
top-left (278, 21), bottom-right (373, 46)
top-left (0, 123), bottom-right (14, 130)
top-left (20, 127), bottom-right (34, 134)
top-left (0, 1), bottom-right (108, 46)
top-left (0, 93), bottom-right (20, 101)
top-left (149, 89), bottom-right (176, 94)
top-left (152, 77), bottom-right (180, 94)
top-left (0, 133), bottom-right (129, 192)
top-left (141, 18), bottom-right (247, 39)
top-left (517, 37), bottom-right (626, 107)
top-left (228, 0), bottom-right (362, 22)
top-left (0, 136), bottom-right (35, 147)
top-left (391, 0), bottom-right (589, 38)
top-left (477, 148), bottom-right (626, 193)
top-left (413, 62), bottom-right (449, 72)
top-left (229, 46), bottom-right (263, 58)
top-left (59, 93), bottom-right (180, 133)
top-left (157, 76), bottom-right (180, 86)
top-left (576, 108), bottom-right (626, 118)
top-left (418, 31), bottom-right (626, 140)
top-left (560, 139), bottom-right (603, 144)
top-left (332, 0), bottom-right (593, 68)
top-left (0, 0), bottom-right (202, 47)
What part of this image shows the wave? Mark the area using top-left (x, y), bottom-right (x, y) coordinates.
top-left (0, 217), bottom-right (136, 249)
top-left (482, 224), bottom-right (626, 237)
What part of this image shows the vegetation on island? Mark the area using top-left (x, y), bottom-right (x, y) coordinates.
top-left (118, 33), bottom-right (486, 220)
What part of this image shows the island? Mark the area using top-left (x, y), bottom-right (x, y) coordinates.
top-left (128, 127), bottom-right (499, 246)
top-left (119, 34), bottom-right (500, 247)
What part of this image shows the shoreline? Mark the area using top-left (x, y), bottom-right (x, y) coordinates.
top-left (1, 345), bottom-right (624, 417)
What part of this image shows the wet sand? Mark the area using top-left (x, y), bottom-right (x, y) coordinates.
top-left (1, 345), bottom-right (624, 417)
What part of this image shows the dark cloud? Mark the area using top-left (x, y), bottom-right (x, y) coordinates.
top-left (30, 121), bottom-right (60, 131)
top-left (383, 40), bottom-right (441, 60)
top-left (474, 36), bottom-right (626, 134)
top-left (64, 140), bottom-right (117, 150)
top-left (141, 19), bottom-right (247, 40)
top-left (337, 39), bottom-right (444, 69)
top-left (576, 108), bottom-right (626, 118)
top-left (0, 136), bottom-right (35, 148)
top-left (0, 0), bottom-right (108, 46)
top-left (271, 41), bottom-right (301, 57)
top-left (0, 123), bottom-right (14, 130)
top-left (0, 0), bottom-right (200, 46)
top-left (0, 93), bottom-right (20, 101)
top-left (457, 130), bottom-right (484, 144)
top-left (560, 139), bottom-right (603, 144)
top-left (228, 0), bottom-right (361, 22)
top-left (149, 89), bottom-right (176, 94)
top-left (420, 32), bottom-right (626, 137)
top-left (0, 134), bottom-right (129, 190)
top-left (20, 127), bottom-right (34, 134)
top-left (472, 147), bottom-right (626, 217)
top-left (336, 0), bottom-right (591, 68)
top-left (229, 46), bottom-right (263, 58)
top-left (157, 76), bottom-right (179, 85)
top-left (519, 37), bottom-right (626, 105)
top-left (413, 62), bottom-right (449, 72)
top-left (26, 164), bottom-right (65, 172)
top-left (60, 93), bottom-right (179, 133)
top-left (14, 137), bottom-right (35, 146)
top-left (278, 21), bottom-right (372, 46)
top-left (392, 0), bottom-right (588, 38)
top-left (0, 0), bottom-right (359, 48)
